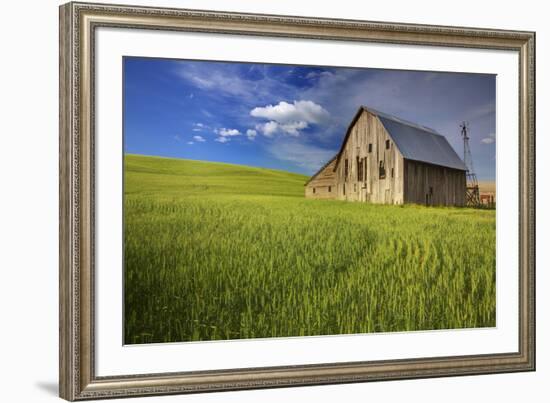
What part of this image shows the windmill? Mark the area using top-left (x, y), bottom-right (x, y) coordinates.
top-left (460, 122), bottom-right (480, 206)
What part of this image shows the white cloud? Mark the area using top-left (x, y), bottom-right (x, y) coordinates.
top-left (250, 100), bottom-right (329, 125)
top-left (215, 137), bottom-right (230, 143)
top-left (246, 129), bottom-right (257, 140)
top-left (481, 133), bottom-right (495, 144)
top-left (193, 135), bottom-right (206, 142)
top-left (192, 122), bottom-right (209, 132)
top-left (250, 100), bottom-right (329, 137)
top-left (255, 122), bottom-right (279, 138)
top-left (187, 141), bottom-right (194, 145)
top-left (255, 121), bottom-right (308, 137)
top-left (215, 128), bottom-right (241, 137)
top-left (280, 121), bottom-right (309, 136)
top-left (267, 140), bottom-right (335, 173)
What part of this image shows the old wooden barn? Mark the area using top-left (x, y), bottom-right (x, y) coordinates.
top-left (305, 106), bottom-right (467, 206)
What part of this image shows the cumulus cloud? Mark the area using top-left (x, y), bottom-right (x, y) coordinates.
top-left (250, 100), bottom-right (329, 137)
top-left (255, 121), bottom-right (278, 137)
top-left (246, 129), bottom-right (257, 140)
top-left (481, 133), bottom-right (495, 144)
top-left (215, 128), bottom-right (241, 137)
top-left (193, 135), bottom-right (206, 142)
top-left (215, 137), bottom-right (230, 143)
top-left (255, 121), bottom-right (308, 137)
top-left (251, 100), bottom-right (329, 125)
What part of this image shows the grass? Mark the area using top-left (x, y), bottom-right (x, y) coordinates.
top-left (124, 154), bottom-right (496, 344)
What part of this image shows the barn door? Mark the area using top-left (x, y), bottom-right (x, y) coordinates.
top-left (425, 186), bottom-right (434, 206)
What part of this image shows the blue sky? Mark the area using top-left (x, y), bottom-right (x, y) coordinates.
top-left (124, 57), bottom-right (496, 180)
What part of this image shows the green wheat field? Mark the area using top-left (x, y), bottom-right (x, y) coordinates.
top-left (124, 154), bottom-right (496, 344)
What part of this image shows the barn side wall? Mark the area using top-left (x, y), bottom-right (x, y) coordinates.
top-left (403, 159), bottom-right (466, 206)
top-left (334, 110), bottom-right (405, 204)
top-left (305, 159), bottom-right (337, 199)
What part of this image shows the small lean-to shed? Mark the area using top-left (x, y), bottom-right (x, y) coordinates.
top-left (305, 106), bottom-right (467, 206)
top-left (304, 156), bottom-right (338, 199)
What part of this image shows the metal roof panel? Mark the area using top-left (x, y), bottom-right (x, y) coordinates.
top-left (377, 114), bottom-right (467, 171)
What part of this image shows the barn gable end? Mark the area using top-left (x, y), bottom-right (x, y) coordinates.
top-left (332, 108), bottom-right (405, 204)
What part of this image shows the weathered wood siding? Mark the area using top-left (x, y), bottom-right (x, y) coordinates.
top-left (305, 159), bottom-right (337, 199)
top-left (334, 110), bottom-right (405, 204)
top-left (404, 160), bottom-right (466, 206)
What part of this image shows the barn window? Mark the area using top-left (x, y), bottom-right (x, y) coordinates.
top-left (363, 157), bottom-right (368, 182)
top-left (344, 159), bottom-right (349, 180)
top-left (356, 157), bottom-right (363, 182)
top-left (379, 160), bottom-right (386, 179)
top-left (368, 143), bottom-right (372, 153)
top-left (328, 186), bottom-right (332, 192)
top-left (391, 168), bottom-right (394, 178)
top-left (343, 183), bottom-right (346, 195)
top-left (385, 139), bottom-right (390, 149)
top-left (313, 187), bottom-right (316, 194)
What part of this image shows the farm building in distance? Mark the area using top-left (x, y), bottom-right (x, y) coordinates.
top-left (305, 106), bottom-right (467, 206)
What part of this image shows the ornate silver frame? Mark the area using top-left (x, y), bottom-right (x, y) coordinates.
top-left (59, 2), bottom-right (535, 400)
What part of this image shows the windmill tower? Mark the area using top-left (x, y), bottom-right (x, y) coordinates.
top-left (460, 122), bottom-right (480, 206)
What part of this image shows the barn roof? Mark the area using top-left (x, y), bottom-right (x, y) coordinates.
top-left (334, 106), bottom-right (467, 171)
top-left (374, 110), bottom-right (467, 171)
top-left (304, 154), bottom-right (338, 186)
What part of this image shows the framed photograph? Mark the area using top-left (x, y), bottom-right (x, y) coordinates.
top-left (59, 2), bottom-right (535, 400)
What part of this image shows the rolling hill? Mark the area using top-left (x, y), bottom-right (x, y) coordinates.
top-left (125, 154), bottom-right (309, 198)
